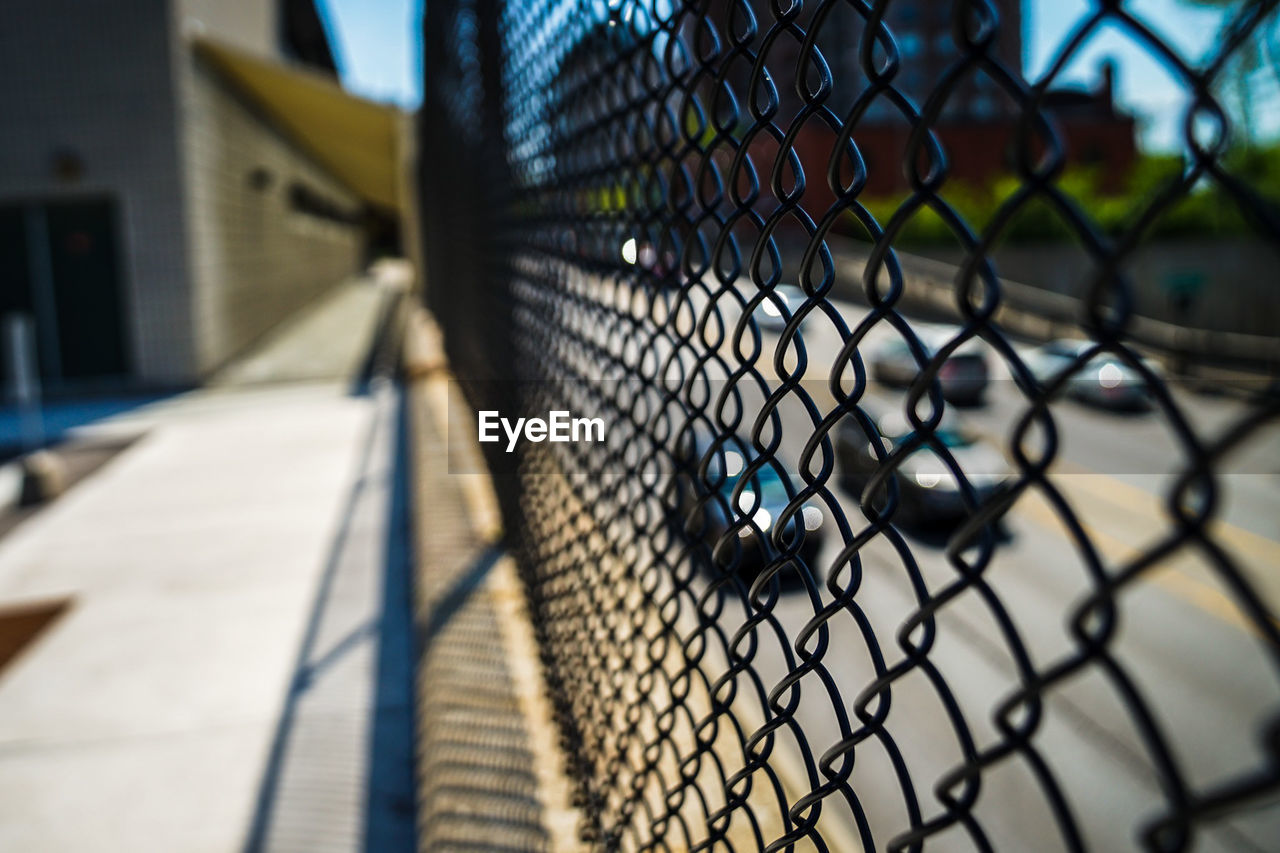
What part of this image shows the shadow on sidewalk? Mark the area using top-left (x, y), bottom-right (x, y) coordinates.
top-left (414, 538), bottom-right (551, 852)
top-left (414, 543), bottom-right (503, 659)
top-left (242, 381), bottom-right (417, 852)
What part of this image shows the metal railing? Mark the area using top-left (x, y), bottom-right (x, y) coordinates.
top-left (418, 1), bottom-right (1280, 849)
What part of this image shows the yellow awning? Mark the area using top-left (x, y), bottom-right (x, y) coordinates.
top-left (193, 38), bottom-right (403, 212)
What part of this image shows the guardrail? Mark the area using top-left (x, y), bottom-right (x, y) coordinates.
top-left (827, 240), bottom-right (1280, 376)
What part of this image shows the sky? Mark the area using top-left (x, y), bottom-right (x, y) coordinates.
top-left (317, 0), bottom-right (423, 109)
top-left (1023, 0), bottom-right (1278, 149)
top-left (316, 0), bottom-right (1274, 151)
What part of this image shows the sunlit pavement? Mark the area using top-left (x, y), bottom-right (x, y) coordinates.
top-left (0, 274), bottom-right (416, 851)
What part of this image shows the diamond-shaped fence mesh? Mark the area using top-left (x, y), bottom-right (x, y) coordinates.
top-left (418, 0), bottom-right (1280, 850)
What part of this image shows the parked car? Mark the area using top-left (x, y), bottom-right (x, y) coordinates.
top-left (668, 430), bottom-right (825, 577)
top-left (753, 284), bottom-right (807, 333)
top-left (836, 404), bottom-right (1012, 525)
top-left (622, 237), bottom-right (679, 285)
top-left (870, 324), bottom-right (989, 406)
top-left (1024, 340), bottom-right (1159, 411)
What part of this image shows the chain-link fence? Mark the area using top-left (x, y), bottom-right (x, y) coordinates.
top-left (419, 0), bottom-right (1280, 849)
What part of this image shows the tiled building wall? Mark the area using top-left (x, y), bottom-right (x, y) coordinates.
top-left (0, 0), bottom-right (195, 384)
top-left (177, 54), bottom-right (365, 375)
top-left (174, 0), bottom-right (278, 60)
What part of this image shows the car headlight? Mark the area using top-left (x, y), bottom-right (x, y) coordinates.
top-left (801, 505), bottom-right (823, 531)
top-left (915, 471), bottom-right (942, 488)
top-left (1098, 362), bottom-right (1123, 389)
top-left (738, 506), bottom-right (772, 537)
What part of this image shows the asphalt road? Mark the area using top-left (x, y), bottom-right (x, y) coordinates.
top-left (629, 282), bottom-right (1280, 851)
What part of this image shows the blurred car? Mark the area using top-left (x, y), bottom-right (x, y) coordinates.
top-left (836, 404), bottom-right (1012, 525)
top-left (753, 284), bottom-right (807, 333)
top-left (1024, 340), bottom-right (1159, 411)
top-left (870, 324), bottom-right (989, 406)
top-left (622, 237), bottom-right (679, 284)
top-left (668, 430), bottom-right (825, 576)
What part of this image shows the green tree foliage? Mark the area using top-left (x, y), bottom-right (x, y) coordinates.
top-left (846, 144), bottom-right (1280, 246)
top-left (1179, 0), bottom-right (1280, 146)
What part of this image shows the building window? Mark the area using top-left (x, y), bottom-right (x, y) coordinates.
top-left (287, 183), bottom-right (362, 226)
top-left (246, 167), bottom-right (274, 191)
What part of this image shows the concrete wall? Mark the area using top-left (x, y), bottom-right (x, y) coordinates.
top-left (932, 240), bottom-right (1280, 339)
top-left (177, 53), bottom-right (365, 375)
top-left (0, 0), bottom-right (195, 384)
top-left (828, 238), bottom-right (1280, 369)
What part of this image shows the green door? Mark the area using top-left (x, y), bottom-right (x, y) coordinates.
top-left (1, 200), bottom-right (130, 386)
top-left (44, 200), bottom-right (130, 382)
top-left (0, 207), bottom-right (33, 320)
top-left (0, 205), bottom-right (39, 384)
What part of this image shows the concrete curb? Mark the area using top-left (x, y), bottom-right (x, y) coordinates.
top-left (0, 450), bottom-right (70, 515)
top-left (0, 460), bottom-right (19, 515)
top-left (404, 306), bottom-right (584, 851)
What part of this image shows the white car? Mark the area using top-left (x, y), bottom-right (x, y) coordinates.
top-left (753, 285), bottom-right (807, 333)
top-left (836, 403), bottom-right (1013, 525)
top-left (870, 324), bottom-right (990, 406)
top-left (1025, 340), bottom-right (1162, 411)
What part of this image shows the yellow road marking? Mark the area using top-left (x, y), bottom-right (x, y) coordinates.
top-left (1049, 463), bottom-right (1280, 571)
top-left (1013, 487), bottom-right (1277, 637)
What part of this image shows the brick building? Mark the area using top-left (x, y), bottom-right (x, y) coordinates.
top-left (0, 0), bottom-right (406, 392)
top-left (696, 0), bottom-right (1136, 210)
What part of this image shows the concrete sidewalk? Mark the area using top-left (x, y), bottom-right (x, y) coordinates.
top-left (0, 271), bottom-right (415, 851)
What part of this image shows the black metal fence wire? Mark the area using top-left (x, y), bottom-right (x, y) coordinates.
top-left (418, 0), bottom-right (1280, 850)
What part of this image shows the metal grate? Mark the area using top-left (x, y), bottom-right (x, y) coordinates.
top-left (419, 0), bottom-right (1280, 849)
